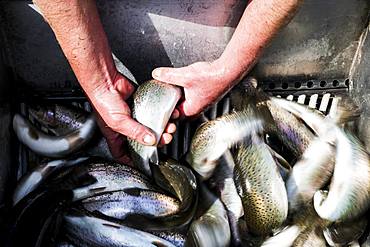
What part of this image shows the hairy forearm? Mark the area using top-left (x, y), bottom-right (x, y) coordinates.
top-left (217, 0), bottom-right (302, 82)
top-left (33, 0), bottom-right (123, 95)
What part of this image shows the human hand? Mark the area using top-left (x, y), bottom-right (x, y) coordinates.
top-left (152, 60), bottom-right (238, 117)
top-left (89, 72), bottom-right (178, 163)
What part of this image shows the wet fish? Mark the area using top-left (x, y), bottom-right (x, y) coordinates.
top-left (72, 162), bottom-right (155, 201)
top-left (82, 188), bottom-right (181, 220)
top-left (230, 78), bottom-right (315, 160)
top-left (286, 136), bottom-right (335, 214)
top-left (13, 113), bottom-right (96, 158)
top-left (150, 231), bottom-right (186, 247)
top-left (187, 109), bottom-right (264, 180)
top-left (186, 183), bottom-right (230, 247)
top-left (313, 129), bottom-right (370, 222)
top-left (13, 157), bottom-right (88, 205)
top-left (123, 155), bottom-right (197, 230)
top-left (28, 104), bottom-right (88, 136)
top-left (64, 212), bottom-right (176, 247)
top-left (261, 207), bottom-right (328, 247)
top-left (208, 150), bottom-right (244, 246)
top-left (128, 79), bottom-right (181, 176)
top-left (270, 96), bottom-right (370, 222)
top-left (233, 134), bottom-right (288, 236)
top-left (29, 104), bottom-right (114, 161)
top-left (323, 217), bottom-right (367, 246)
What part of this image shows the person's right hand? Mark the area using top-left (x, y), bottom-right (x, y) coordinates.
top-left (88, 72), bottom-right (178, 163)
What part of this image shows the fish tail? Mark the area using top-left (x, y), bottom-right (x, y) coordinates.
top-left (261, 226), bottom-right (301, 247)
top-left (328, 96), bottom-right (362, 124)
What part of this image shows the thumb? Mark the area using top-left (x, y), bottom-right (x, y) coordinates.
top-left (113, 116), bottom-right (156, 146)
top-left (152, 66), bottom-right (193, 87)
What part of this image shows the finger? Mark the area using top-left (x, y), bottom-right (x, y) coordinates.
top-left (171, 109), bottom-right (180, 119)
top-left (112, 116), bottom-right (156, 146)
top-left (152, 66), bottom-right (193, 87)
top-left (165, 123), bottom-right (177, 134)
top-left (160, 133), bottom-right (173, 145)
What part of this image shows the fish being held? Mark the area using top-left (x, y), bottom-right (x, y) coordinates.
top-left (233, 134), bottom-right (288, 236)
top-left (128, 79), bottom-right (181, 176)
top-left (13, 113), bottom-right (96, 158)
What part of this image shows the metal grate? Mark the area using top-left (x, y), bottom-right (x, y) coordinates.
top-left (16, 78), bottom-right (350, 176)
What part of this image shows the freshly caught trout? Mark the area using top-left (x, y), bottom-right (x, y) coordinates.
top-left (28, 104), bottom-right (113, 161)
top-left (82, 188), bottom-right (181, 220)
top-left (187, 108), bottom-right (264, 180)
top-left (64, 212), bottom-right (176, 247)
top-left (272, 96), bottom-right (370, 222)
top-left (230, 78), bottom-right (315, 160)
top-left (233, 135), bottom-right (288, 236)
top-left (314, 129), bottom-right (370, 222)
top-left (286, 136), bottom-right (335, 214)
top-left (123, 155), bottom-right (197, 231)
top-left (323, 217), bottom-right (367, 246)
top-left (72, 162), bottom-right (155, 201)
top-left (128, 79), bottom-right (181, 176)
top-left (13, 114), bottom-right (96, 158)
top-left (13, 157), bottom-right (88, 205)
top-left (186, 183), bottom-right (230, 247)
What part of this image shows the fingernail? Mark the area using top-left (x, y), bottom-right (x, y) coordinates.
top-left (143, 134), bottom-right (156, 145)
top-left (152, 69), bottom-right (161, 78)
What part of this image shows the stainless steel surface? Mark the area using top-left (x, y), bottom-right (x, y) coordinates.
top-left (0, 1), bottom-right (368, 90)
top-left (350, 19), bottom-right (370, 152)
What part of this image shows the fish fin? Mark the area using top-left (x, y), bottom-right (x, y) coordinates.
top-left (261, 226), bottom-right (301, 247)
top-left (150, 150), bottom-right (159, 165)
top-left (328, 95), bottom-right (362, 124)
top-left (266, 145), bottom-right (292, 177)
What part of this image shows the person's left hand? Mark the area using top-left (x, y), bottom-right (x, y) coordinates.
top-left (152, 60), bottom-right (238, 117)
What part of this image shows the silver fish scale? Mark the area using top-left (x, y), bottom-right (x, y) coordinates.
top-left (18, 78), bottom-right (349, 174)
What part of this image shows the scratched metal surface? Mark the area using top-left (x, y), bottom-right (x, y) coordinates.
top-left (0, 0), bottom-right (368, 90)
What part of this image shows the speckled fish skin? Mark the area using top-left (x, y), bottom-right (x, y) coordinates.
top-left (261, 207), bottom-right (328, 247)
top-left (186, 184), bottom-right (230, 247)
top-left (64, 213), bottom-right (176, 247)
top-left (13, 114), bottom-right (97, 158)
top-left (72, 162), bottom-right (155, 201)
top-left (28, 104), bottom-right (88, 136)
top-left (29, 104), bottom-right (114, 161)
top-left (286, 136), bottom-right (335, 214)
top-left (314, 129), bottom-right (370, 222)
top-left (208, 150), bottom-right (243, 246)
top-left (323, 217), bottom-right (367, 246)
top-left (233, 136), bottom-right (288, 236)
top-left (13, 157), bottom-right (88, 206)
top-left (187, 108), bottom-right (264, 180)
top-left (128, 79), bottom-right (181, 176)
top-left (150, 231), bottom-right (186, 247)
top-left (230, 78), bottom-right (315, 160)
top-left (123, 156), bottom-right (198, 231)
top-left (81, 189), bottom-right (181, 220)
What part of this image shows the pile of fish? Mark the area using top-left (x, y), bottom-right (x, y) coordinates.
top-left (6, 78), bottom-right (370, 247)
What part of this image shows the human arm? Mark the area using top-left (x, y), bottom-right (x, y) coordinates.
top-left (33, 0), bottom-right (176, 161)
top-left (153, 0), bottom-right (303, 116)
